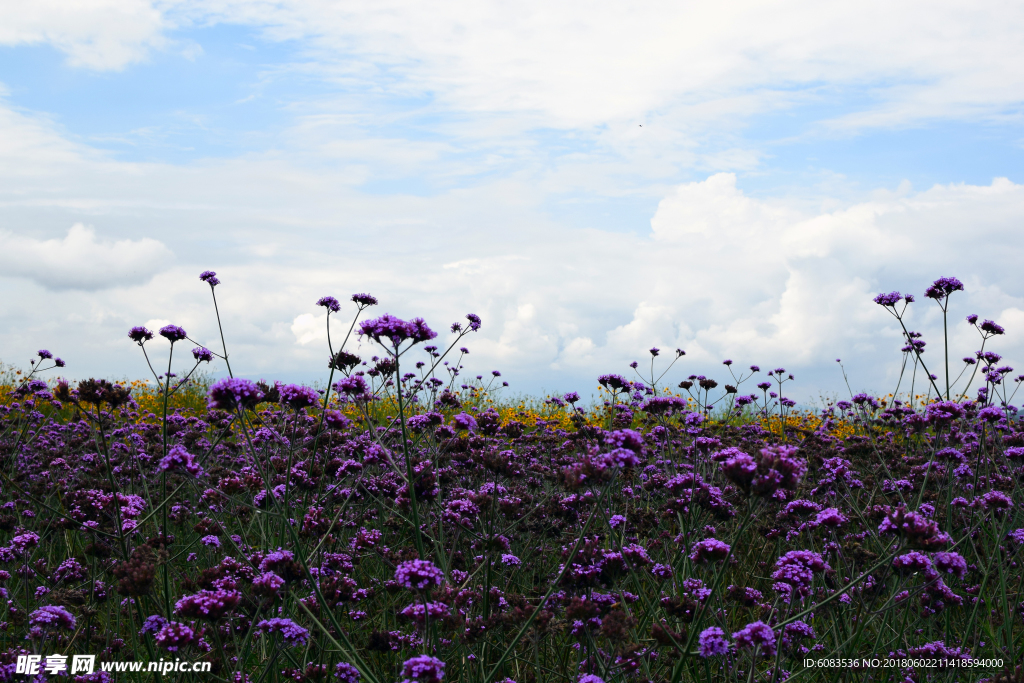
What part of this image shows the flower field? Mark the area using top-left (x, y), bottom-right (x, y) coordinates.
top-left (0, 274), bottom-right (1021, 683)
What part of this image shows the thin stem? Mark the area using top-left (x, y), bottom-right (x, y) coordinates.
top-left (209, 285), bottom-right (233, 378)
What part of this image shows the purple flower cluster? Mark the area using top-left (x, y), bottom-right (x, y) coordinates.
top-left (154, 622), bottom-right (195, 651)
top-left (334, 662), bottom-right (361, 683)
top-left (129, 326), bottom-right (154, 343)
top-left (400, 655), bottom-right (446, 683)
top-left (207, 377), bottom-right (265, 411)
top-left (732, 620), bottom-right (776, 656)
top-left (175, 589), bottom-right (242, 620)
top-left (395, 559), bottom-right (444, 590)
top-left (772, 550), bottom-right (830, 602)
top-left (400, 601), bottom-right (450, 624)
top-left (698, 626), bottom-right (730, 657)
top-left (334, 376), bottom-right (370, 399)
top-left (924, 276), bottom-right (964, 300)
top-left (199, 270), bottom-right (221, 286)
top-left (159, 324), bottom-right (188, 343)
top-left (29, 605), bottom-right (76, 631)
top-left (360, 314), bottom-right (437, 347)
top-left (879, 507), bottom-right (951, 549)
top-left (256, 617), bottom-right (310, 646)
top-left (159, 444), bottom-right (204, 477)
top-left (317, 296), bottom-right (341, 312)
top-left (278, 382), bottom-right (320, 409)
top-left (689, 539), bottom-right (731, 564)
top-left (721, 445), bottom-right (807, 496)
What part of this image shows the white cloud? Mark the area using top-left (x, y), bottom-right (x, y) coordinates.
top-left (1, 168), bottom-right (1020, 399)
top-left (0, 0), bottom-right (165, 70)
top-left (3, 1), bottom-right (1022, 131)
top-left (0, 51), bottom-right (1020, 399)
top-left (0, 223), bottom-right (172, 290)
top-left (290, 313), bottom-right (324, 345)
top-left (167, 0), bottom-right (1024, 133)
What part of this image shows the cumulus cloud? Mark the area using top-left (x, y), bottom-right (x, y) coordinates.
top-left (0, 170), bottom-right (1020, 399)
top-left (0, 224), bottom-right (172, 290)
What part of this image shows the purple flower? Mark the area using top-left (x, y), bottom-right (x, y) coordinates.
top-left (199, 270), bottom-right (221, 286)
top-left (159, 325), bottom-right (188, 343)
top-left (771, 550), bottom-right (830, 601)
top-left (465, 313), bottom-right (482, 331)
top-left (852, 393), bottom-right (880, 409)
top-left (334, 375), bottom-right (370, 399)
top-left (207, 377), bottom-right (264, 411)
top-left (37, 349), bottom-right (53, 359)
top-left (395, 559), bottom-right (443, 590)
top-left (924, 277), bottom-right (964, 300)
top-left (175, 589), bottom-right (241, 620)
top-left (360, 314), bottom-right (436, 346)
top-left (452, 413), bottom-right (478, 432)
top-left (782, 499), bottom-right (822, 516)
top-left (598, 448), bottom-right (642, 469)
top-left (908, 641), bottom-right (969, 660)
top-left (29, 605), bottom-right (76, 631)
top-left (256, 617), bottom-right (310, 646)
top-left (260, 548), bottom-right (295, 572)
top-left (698, 626), bottom-right (731, 657)
top-left (334, 662), bottom-right (361, 683)
top-left (252, 571), bottom-right (285, 597)
top-left (317, 296), bottom-right (341, 312)
top-left (981, 319), bottom-right (1005, 335)
top-left (651, 563), bottom-right (673, 579)
top-left (578, 676), bottom-right (605, 683)
top-left (400, 601), bottom-right (450, 624)
top-left (154, 622), bottom-right (195, 651)
top-left (563, 391), bottom-right (580, 404)
top-left (401, 655), bottom-right (446, 683)
top-left (892, 551), bottom-right (932, 574)
top-left (129, 326), bottom-right (154, 344)
top-left (643, 396), bottom-right (687, 415)
top-left (325, 410), bottom-right (352, 430)
top-left (879, 507), bottom-right (950, 549)
top-left (603, 429), bottom-right (644, 452)
top-left (159, 444), bottom-right (204, 477)
top-left (598, 374), bottom-right (629, 390)
top-left (140, 614), bottom-right (169, 636)
top-left (192, 346), bottom-right (214, 363)
top-left (814, 508), bottom-right (847, 528)
top-left (932, 552), bottom-right (967, 578)
top-left (278, 383), bottom-right (320, 410)
top-left (925, 401), bottom-right (965, 423)
top-left (732, 620), bottom-right (776, 656)
top-left (721, 453), bottom-right (757, 485)
top-left (873, 291), bottom-right (903, 307)
top-left (689, 539), bottom-right (731, 564)
top-left (351, 293), bottom-right (378, 307)
top-left (974, 490), bottom-right (1014, 512)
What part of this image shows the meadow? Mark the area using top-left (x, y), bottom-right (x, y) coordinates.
top-left (0, 273), bottom-right (1021, 683)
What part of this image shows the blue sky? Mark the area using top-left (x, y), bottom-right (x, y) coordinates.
top-left (1, 1), bottom-right (1023, 403)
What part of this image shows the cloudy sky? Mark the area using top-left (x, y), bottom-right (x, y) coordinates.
top-left (1, 0), bottom-right (1022, 403)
